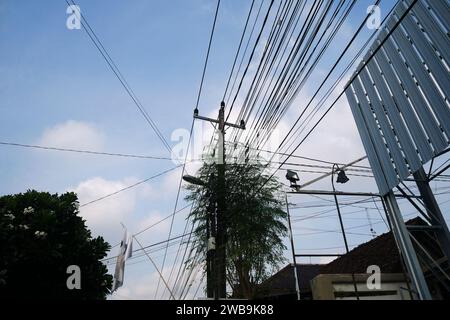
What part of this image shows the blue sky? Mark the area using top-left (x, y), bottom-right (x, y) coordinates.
top-left (1, 0), bottom-right (449, 299)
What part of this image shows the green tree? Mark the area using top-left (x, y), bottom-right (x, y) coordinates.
top-left (185, 162), bottom-right (287, 299)
top-left (0, 190), bottom-right (112, 299)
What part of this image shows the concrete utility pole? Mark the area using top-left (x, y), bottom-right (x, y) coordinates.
top-left (194, 101), bottom-right (245, 299)
top-left (216, 104), bottom-right (227, 299)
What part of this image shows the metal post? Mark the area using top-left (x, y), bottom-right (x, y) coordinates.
top-left (383, 191), bottom-right (432, 300)
top-left (285, 193), bottom-right (301, 300)
top-left (413, 167), bottom-right (450, 262)
top-left (331, 164), bottom-right (360, 300)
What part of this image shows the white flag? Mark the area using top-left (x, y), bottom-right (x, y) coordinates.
top-left (112, 229), bottom-right (133, 292)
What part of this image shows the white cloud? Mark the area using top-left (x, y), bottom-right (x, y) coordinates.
top-left (70, 177), bottom-right (137, 242)
top-left (299, 97), bottom-right (365, 163)
top-left (37, 120), bottom-right (105, 150)
top-left (69, 176), bottom-right (172, 245)
top-left (136, 211), bottom-right (169, 236)
top-left (161, 166), bottom-right (185, 196)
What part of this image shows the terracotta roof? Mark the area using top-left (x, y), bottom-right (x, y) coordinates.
top-left (259, 264), bottom-right (322, 296)
top-left (320, 217), bottom-right (443, 274)
top-left (320, 229), bottom-right (402, 274)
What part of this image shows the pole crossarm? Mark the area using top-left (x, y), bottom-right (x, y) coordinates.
top-left (194, 115), bottom-right (245, 130)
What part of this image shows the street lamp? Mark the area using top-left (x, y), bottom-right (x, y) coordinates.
top-left (284, 170), bottom-right (302, 300)
top-left (336, 168), bottom-right (350, 184)
top-left (331, 164), bottom-right (359, 300)
top-left (286, 169), bottom-right (300, 190)
top-left (182, 175), bottom-right (206, 186)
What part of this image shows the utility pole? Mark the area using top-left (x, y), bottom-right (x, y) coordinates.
top-left (216, 103), bottom-right (227, 299)
top-left (194, 102), bottom-right (245, 299)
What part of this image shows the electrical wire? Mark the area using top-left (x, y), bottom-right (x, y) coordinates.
top-left (155, 0), bottom-right (222, 299)
top-left (102, 231), bottom-right (194, 262)
top-left (154, 120), bottom-right (194, 299)
top-left (222, 0), bottom-right (255, 101)
top-left (195, 0), bottom-right (221, 110)
top-left (79, 165), bottom-right (182, 207)
top-left (66, 0), bottom-right (172, 154)
top-left (255, 0), bottom-right (417, 197)
top-left (0, 141), bottom-right (173, 160)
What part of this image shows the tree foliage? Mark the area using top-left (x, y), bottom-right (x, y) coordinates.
top-left (0, 190), bottom-right (112, 299)
top-left (185, 162), bottom-right (287, 299)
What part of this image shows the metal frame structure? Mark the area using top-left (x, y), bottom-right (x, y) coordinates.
top-left (286, 146), bottom-right (450, 300)
top-left (343, 0), bottom-right (450, 300)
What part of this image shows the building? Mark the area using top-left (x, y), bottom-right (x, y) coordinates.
top-left (260, 218), bottom-right (449, 300)
top-left (258, 264), bottom-right (321, 300)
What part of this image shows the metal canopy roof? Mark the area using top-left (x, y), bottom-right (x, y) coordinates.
top-left (345, 0), bottom-right (450, 195)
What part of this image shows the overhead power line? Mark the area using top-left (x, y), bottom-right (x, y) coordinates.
top-left (223, 142), bottom-right (372, 169)
top-left (222, 0), bottom-right (256, 102)
top-left (195, 0), bottom-right (221, 110)
top-left (226, 0), bottom-right (276, 121)
top-left (102, 231), bottom-right (194, 262)
top-left (234, 0), bottom-right (346, 151)
top-left (66, 0), bottom-right (172, 154)
top-left (155, 119), bottom-right (194, 299)
top-left (79, 165), bottom-right (182, 207)
top-left (103, 203), bottom-right (193, 255)
top-left (156, 0), bottom-right (222, 299)
top-left (134, 203), bottom-right (193, 237)
top-left (155, 0), bottom-right (224, 299)
top-left (0, 141), bottom-right (173, 160)
top-left (164, 216), bottom-right (196, 298)
top-left (225, 0), bottom-right (265, 106)
top-left (105, 239), bottom-right (184, 267)
top-left (257, 0), bottom-right (417, 195)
